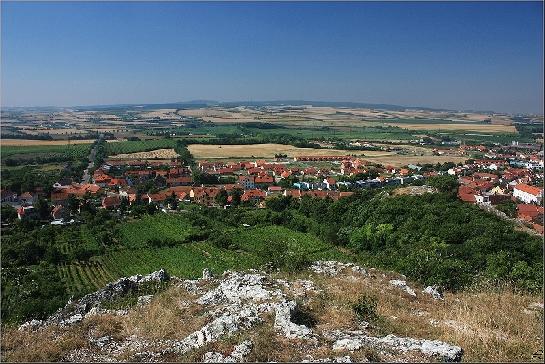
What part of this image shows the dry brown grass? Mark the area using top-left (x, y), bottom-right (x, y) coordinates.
top-left (310, 271), bottom-right (544, 363)
top-left (431, 289), bottom-right (544, 362)
top-left (187, 143), bottom-right (466, 167)
top-left (2, 270), bottom-right (542, 362)
top-left (122, 284), bottom-right (208, 341)
top-left (5, 314), bottom-right (133, 361)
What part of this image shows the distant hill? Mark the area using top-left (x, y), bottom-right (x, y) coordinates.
top-left (3, 100), bottom-right (500, 114)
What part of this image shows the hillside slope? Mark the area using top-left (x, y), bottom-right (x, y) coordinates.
top-left (3, 261), bottom-right (543, 363)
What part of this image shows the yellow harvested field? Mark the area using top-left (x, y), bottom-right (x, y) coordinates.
top-left (384, 123), bottom-right (516, 133)
top-left (188, 143), bottom-right (379, 159)
top-left (188, 143), bottom-right (466, 167)
top-left (109, 148), bottom-right (180, 159)
top-left (0, 139), bottom-right (95, 146)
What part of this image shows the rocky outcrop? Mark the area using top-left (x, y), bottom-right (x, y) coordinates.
top-left (389, 279), bottom-right (417, 297)
top-left (327, 330), bottom-right (463, 362)
top-left (302, 355), bottom-right (353, 363)
top-left (274, 300), bottom-right (313, 340)
top-left (167, 270), bottom-right (316, 355)
top-left (17, 262), bottom-right (466, 363)
top-left (19, 269), bottom-right (170, 330)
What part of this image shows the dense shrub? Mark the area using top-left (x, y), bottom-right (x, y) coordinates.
top-left (352, 294), bottom-right (379, 322)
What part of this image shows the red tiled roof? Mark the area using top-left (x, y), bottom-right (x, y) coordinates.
top-left (458, 186), bottom-right (477, 203)
top-left (241, 189), bottom-right (266, 201)
top-left (238, 175), bottom-right (255, 182)
top-left (514, 184), bottom-right (543, 197)
top-left (517, 204), bottom-right (544, 219)
top-left (255, 176), bottom-right (274, 184)
top-left (102, 195), bottom-right (121, 208)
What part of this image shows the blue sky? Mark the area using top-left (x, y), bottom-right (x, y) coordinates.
top-left (1, 1), bottom-right (543, 114)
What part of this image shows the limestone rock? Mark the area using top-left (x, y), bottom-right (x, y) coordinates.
top-left (329, 330), bottom-right (463, 362)
top-left (423, 286), bottom-right (444, 300)
top-left (18, 319), bottom-right (43, 331)
top-left (274, 300), bottom-right (313, 339)
top-left (202, 268), bottom-right (213, 280)
top-left (310, 261), bottom-right (367, 277)
top-left (302, 355), bottom-right (353, 363)
top-left (47, 269), bottom-right (170, 326)
top-left (137, 295), bottom-right (154, 306)
top-left (389, 280), bottom-right (416, 297)
top-left (203, 340), bottom-right (253, 362)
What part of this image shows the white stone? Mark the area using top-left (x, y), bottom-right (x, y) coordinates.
top-left (333, 338), bottom-right (363, 351)
top-left (389, 280), bottom-right (417, 297)
top-left (18, 319), bottom-right (43, 331)
top-left (274, 300), bottom-right (313, 339)
top-left (202, 268), bottom-right (213, 280)
top-left (61, 314), bottom-right (83, 326)
top-left (423, 286), bottom-right (444, 300)
top-left (302, 355), bottom-right (353, 363)
top-left (137, 295), bottom-right (154, 306)
top-left (310, 261), bottom-right (366, 277)
top-left (327, 330), bottom-right (462, 362)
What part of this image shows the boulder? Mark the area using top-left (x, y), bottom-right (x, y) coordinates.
top-left (274, 300), bottom-right (313, 339)
top-left (310, 261), bottom-right (367, 277)
top-left (18, 319), bottom-right (43, 331)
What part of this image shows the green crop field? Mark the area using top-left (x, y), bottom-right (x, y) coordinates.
top-left (58, 242), bottom-right (263, 295)
top-left (118, 214), bottom-right (195, 248)
top-left (233, 225), bottom-right (349, 261)
top-left (54, 221), bottom-right (351, 297)
top-left (105, 139), bottom-right (177, 155)
top-left (1, 144), bottom-right (91, 158)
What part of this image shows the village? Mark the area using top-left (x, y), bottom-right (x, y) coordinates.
top-left (2, 140), bottom-right (543, 234)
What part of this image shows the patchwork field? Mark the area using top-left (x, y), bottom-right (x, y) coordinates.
top-left (187, 143), bottom-right (466, 166)
top-left (105, 139), bottom-right (177, 155)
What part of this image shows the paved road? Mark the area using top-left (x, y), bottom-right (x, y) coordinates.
top-left (81, 139), bottom-right (99, 183)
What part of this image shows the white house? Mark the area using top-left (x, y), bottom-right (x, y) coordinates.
top-left (513, 183), bottom-right (543, 204)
